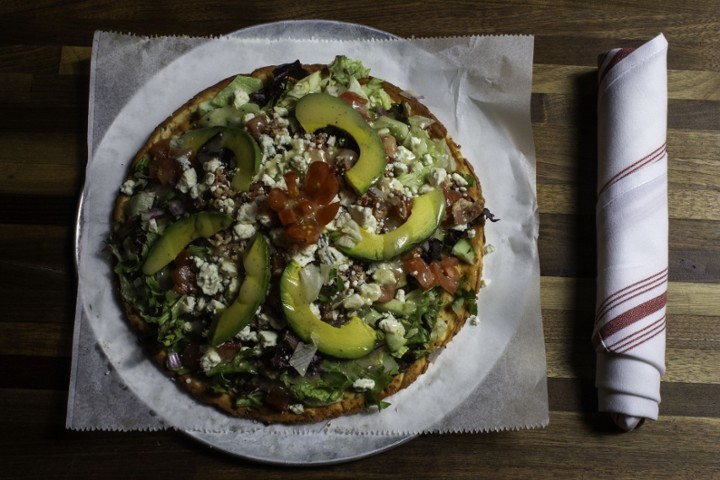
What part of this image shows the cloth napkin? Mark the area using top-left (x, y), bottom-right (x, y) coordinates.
top-left (594, 34), bottom-right (669, 432)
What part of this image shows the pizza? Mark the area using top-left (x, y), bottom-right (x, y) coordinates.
top-left (108, 56), bottom-right (490, 424)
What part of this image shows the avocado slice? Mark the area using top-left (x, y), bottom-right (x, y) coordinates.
top-left (142, 211), bottom-right (233, 275)
top-left (209, 234), bottom-right (271, 346)
top-left (280, 260), bottom-right (377, 359)
top-left (295, 93), bottom-right (386, 195)
top-left (176, 126), bottom-right (261, 192)
top-left (334, 188), bottom-right (446, 262)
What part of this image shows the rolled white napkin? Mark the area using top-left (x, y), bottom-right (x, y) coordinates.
top-left (594, 34), bottom-right (669, 431)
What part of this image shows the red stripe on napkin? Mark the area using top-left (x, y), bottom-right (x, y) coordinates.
top-left (598, 143), bottom-right (667, 196)
top-left (595, 268), bottom-right (669, 321)
top-left (593, 291), bottom-right (667, 349)
top-left (611, 316), bottom-right (666, 354)
top-left (598, 47), bottom-right (635, 82)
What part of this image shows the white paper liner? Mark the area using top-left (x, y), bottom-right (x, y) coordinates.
top-left (69, 29), bottom-right (546, 437)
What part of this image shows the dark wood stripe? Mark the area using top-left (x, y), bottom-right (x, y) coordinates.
top-left (548, 377), bottom-right (720, 418)
top-left (0, 194), bottom-right (80, 225)
top-left (0, 355), bottom-right (70, 390)
top-left (539, 214), bottom-right (720, 284)
top-left (532, 93), bottom-right (720, 131)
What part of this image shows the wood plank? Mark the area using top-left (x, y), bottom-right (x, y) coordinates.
top-left (546, 342), bottom-right (720, 384)
top-left (538, 213), bottom-right (720, 282)
top-left (0, 355), bottom-right (70, 390)
top-left (59, 46), bottom-right (92, 75)
top-left (540, 276), bottom-right (720, 316)
top-left (533, 64), bottom-right (720, 101)
top-left (0, 162), bottom-right (80, 195)
top-left (1, 391), bottom-right (718, 480)
top-left (548, 377), bottom-right (720, 418)
top-left (0, 224), bottom-right (71, 271)
top-left (0, 322), bottom-right (72, 357)
top-left (0, 258), bottom-right (74, 325)
top-left (0, 130), bottom-right (80, 167)
top-left (532, 92), bottom-right (720, 131)
top-left (0, 45), bottom-right (61, 74)
top-left (543, 310), bottom-right (720, 352)
top-left (538, 182), bottom-right (720, 221)
top-left (0, 72), bottom-right (32, 102)
top-left (0, 194), bottom-right (78, 225)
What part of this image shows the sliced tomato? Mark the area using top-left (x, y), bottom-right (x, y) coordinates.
top-left (316, 202), bottom-right (340, 227)
top-left (376, 283), bottom-right (397, 304)
top-left (431, 262), bottom-right (459, 294)
top-left (442, 185), bottom-right (463, 211)
top-left (267, 165), bottom-right (342, 247)
top-left (277, 208), bottom-right (298, 226)
top-left (404, 256), bottom-right (436, 291)
top-left (440, 256), bottom-right (461, 280)
top-left (284, 171), bottom-right (300, 197)
top-left (267, 188), bottom-right (288, 211)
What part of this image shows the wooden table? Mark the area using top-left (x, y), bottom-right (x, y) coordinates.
top-left (2, 1), bottom-right (719, 478)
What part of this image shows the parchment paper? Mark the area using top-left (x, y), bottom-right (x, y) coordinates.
top-left (68, 28), bottom-right (547, 437)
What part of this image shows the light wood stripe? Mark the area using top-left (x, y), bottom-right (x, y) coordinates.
top-left (0, 322), bottom-right (71, 357)
top-left (546, 343), bottom-right (720, 384)
top-left (533, 64), bottom-right (720, 101)
top-left (541, 277), bottom-right (720, 317)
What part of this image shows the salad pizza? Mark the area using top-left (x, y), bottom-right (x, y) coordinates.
top-left (109, 56), bottom-right (491, 424)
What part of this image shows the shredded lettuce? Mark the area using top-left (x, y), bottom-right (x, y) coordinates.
top-left (277, 70), bottom-right (324, 107)
top-left (199, 75), bottom-right (263, 114)
top-left (328, 55), bottom-right (370, 86)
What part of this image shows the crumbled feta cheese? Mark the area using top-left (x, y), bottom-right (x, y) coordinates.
top-left (205, 172), bottom-right (216, 186)
top-left (258, 330), bottom-right (278, 348)
top-left (181, 296), bottom-right (197, 314)
top-left (176, 154), bottom-right (191, 171)
top-left (289, 404), bottom-right (305, 415)
top-left (196, 261), bottom-right (223, 296)
top-left (233, 222), bottom-right (256, 240)
top-left (259, 134), bottom-right (276, 157)
top-left (483, 244), bottom-right (496, 255)
top-left (480, 278), bottom-right (492, 288)
top-left (120, 179), bottom-right (136, 195)
top-left (395, 289), bottom-right (406, 302)
top-left (232, 90), bottom-right (250, 109)
top-left (203, 158), bottom-right (222, 173)
top-left (343, 294), bottom-right (366, 310)
top-left (242, 112), bottom-right (256, 123)
top-left (378, 315), bottom-right (405, 336)
top-left (216, 197), bottom-right (235, 214)
top-left (236, 325), bottom-right (259, 343)
top-left (209, 299), bottom-right (226, 313)
top-left (429, 167), bottom-right (447, 187)
top-left (372, 268), bottom-right (396, 285)
top-left (353, 378), bottom-right (376, 392)
top-left (273, 106), bottom-right (289, 117)
top-left (200, 348), bottom-right (222, 374)
top-left (145, 217), bottom-right (159, 234)
top-left (236, 201), bottom-right (258, 223)
top-left (293, 243), bottom-right (318, 267)
top-left (394, 146), bottom-right (416, 164)
top-left (349, 205), bottom-right (377, 233)
top-left (359, 283), bottom-right (382, 303)
top-left (177, 168), bottom-right (198, 193)
top-left (451, 172), bottom-right (469, 187)
top-left (467, 229), bottom-right (476, 238)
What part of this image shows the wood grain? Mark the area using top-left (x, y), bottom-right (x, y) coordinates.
top-left (1, 0), bottom-right (719, 477)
